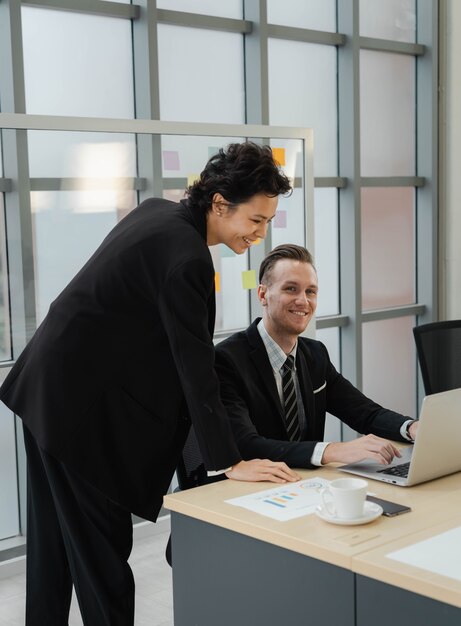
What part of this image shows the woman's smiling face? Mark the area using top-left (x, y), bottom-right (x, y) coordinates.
top-left (207, 192), bottom-right (278, 254)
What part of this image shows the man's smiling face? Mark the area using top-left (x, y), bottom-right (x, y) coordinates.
top-left (258, 259), bottom-right (318, 348)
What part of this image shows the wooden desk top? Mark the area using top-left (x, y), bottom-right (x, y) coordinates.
top-left (164, 466), bottom-right (461, 573)
top-left (353, 516), bottom-right (461, 608)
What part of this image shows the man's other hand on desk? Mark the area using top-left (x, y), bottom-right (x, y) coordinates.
top-left (322, 435), bottom-right (402, 466)
top-left (226, 459), bottom-right (301, 483)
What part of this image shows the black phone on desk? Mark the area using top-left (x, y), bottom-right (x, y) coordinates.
top-left (366, 495), bottom-right (412, 517)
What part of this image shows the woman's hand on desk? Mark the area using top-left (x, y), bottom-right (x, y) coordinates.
top-left (225, 460), bottom-right (301, 483)
top-left (322, 435), bottom-right (402, 466)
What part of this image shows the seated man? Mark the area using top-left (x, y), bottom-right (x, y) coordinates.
top-left (215, 244), bottom-right (418, 468)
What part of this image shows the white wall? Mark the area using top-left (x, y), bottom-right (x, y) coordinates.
top-left (444, 1), bottom-right (461, 319)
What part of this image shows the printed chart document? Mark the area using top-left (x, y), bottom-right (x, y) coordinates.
top-left (387, 526), bottom-right (461, 582)
top-left (226, 477), bottom-right (330, 521)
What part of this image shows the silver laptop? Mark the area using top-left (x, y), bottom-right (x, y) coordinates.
top-left (339, 388), bottom-right (461, 486)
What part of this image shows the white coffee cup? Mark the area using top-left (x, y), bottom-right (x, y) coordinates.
top-left (320, 478), bottom-right (368, 519)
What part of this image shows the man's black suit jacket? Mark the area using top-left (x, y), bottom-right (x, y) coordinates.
top-left (0, 198), bottom-right (240, 520)
top-left (215, 319), bottom-right (410, 468)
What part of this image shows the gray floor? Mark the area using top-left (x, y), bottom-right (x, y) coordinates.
top-left (0, 520), bottom-right (174, 626)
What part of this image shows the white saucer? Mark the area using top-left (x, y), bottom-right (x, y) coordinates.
top-left (315, 501), bottom-right (383, 526)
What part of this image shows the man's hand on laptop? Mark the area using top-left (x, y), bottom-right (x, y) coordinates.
top-left (322, 435), bottom-right (402, 466)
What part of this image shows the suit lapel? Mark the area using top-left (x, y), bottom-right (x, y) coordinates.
top-left (246, 321), bottom-right (284, 420)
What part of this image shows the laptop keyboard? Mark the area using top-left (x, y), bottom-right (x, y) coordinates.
top-left (377, 461), bottom-right (410, 478)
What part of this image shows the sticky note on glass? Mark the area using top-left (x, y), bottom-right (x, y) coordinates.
top-left (215, 272), bottom-right (221, 292)
top-left (187, 173), bottom-right (200, 186)
top-left (162, 150), bottom-right (180, 171)
top-left (273, 210), bottom-right (287, 228)
top-left (242, 270), bottom-right (257, 290)
top-left (272, 147), bottom-right (286, 166)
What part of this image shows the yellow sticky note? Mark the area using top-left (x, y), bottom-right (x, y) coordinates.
top-left (272, 147), bottom-right (286, 166)
top-left (242, 270), bottom-right (257, 290)
top-left (187, 173), bottom-right (200, 186)
top-left (253, 238), bottom-right (261, 246)
top-left (215, 271), bottom-right (221, 293)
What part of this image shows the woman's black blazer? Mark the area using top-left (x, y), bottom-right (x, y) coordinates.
top-left (0, 198), bottom-right (240, 520)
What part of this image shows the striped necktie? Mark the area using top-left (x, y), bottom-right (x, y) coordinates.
top-left (281, 355), bottom-right (300, 442)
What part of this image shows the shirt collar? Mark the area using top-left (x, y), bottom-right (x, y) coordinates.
top-left (257, 319), bottom-right (297, 373)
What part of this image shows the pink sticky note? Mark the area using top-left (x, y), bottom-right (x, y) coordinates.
top-left (273, 211), bottom-right (287, 228)
top-left (163, 150), bottom-right (180, 171)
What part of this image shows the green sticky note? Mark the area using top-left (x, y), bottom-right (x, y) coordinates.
top-left (242, 270), bottom-right (257, 290)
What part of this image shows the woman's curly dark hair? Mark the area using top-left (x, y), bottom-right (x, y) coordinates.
top-left (186, 142), bottom-right (292, 213)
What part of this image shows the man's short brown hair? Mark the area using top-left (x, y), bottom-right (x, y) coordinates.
top-left (259, 244), bottom-right (315, 285)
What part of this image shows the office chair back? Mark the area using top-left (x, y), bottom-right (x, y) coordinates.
top-left (413, 320), bottom-right (461, 395)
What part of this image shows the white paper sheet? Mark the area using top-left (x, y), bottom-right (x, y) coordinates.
top-left (387, 526), bottom-right (461, 582)
top-left (225, 477), bottom-right (330, 521)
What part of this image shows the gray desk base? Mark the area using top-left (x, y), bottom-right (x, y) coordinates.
top-left (170, 512), bottom-right (461, 626)
top-left (356, 575), bottom-right (461, 626)
top-left (171, 512), bottom-right (354, 626)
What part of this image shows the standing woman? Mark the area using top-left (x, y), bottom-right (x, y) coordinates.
top-left (0, 141), bottom-right (297, 626)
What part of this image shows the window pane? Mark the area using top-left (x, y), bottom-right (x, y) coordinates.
top-left (362, 316), bottom-right (416, 417)
top-left (267, 0), bottom-right (336, 31)
top-left (314, 188), bottom-right (339, 316)
top-left (360, 51), bottom-right (415, 176)
top-left (360, 0), bottom-right (416, 43)
top-left (0, 194), bottom-right (11, 361)
top-left (0, 402), bottom-right (19, 540)
top-left (157, 0), bottom-right (242, 19)
top-left (28, 131), bottom-right (137, 322)
top-left (158, 25), bottom-right (244, 124)
top-left (22, 7), bottom-right (134, 118)
top-left (316, 327), bottom-right (340, 369)
top-left (361, 188), bottom-right (415, 310)
top-left (268, 39), bottom-right (337, 176)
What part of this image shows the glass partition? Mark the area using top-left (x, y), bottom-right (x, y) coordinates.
top-left (21, 129), bottom-right (310, 333)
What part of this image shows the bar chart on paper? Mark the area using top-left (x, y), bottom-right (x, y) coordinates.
top-left (225, 477), bottom-right (331, 521)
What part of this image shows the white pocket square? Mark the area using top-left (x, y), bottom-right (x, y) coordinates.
top-left (313, 381), bottom-right (326, 394)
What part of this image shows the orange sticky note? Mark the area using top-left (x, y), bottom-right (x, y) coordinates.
top-left (215, 272), bottom-right (221, 292)
top-left (242, 270), bottom-right (257, 290)
top-left (272, 147), bottom-right (286, 166)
